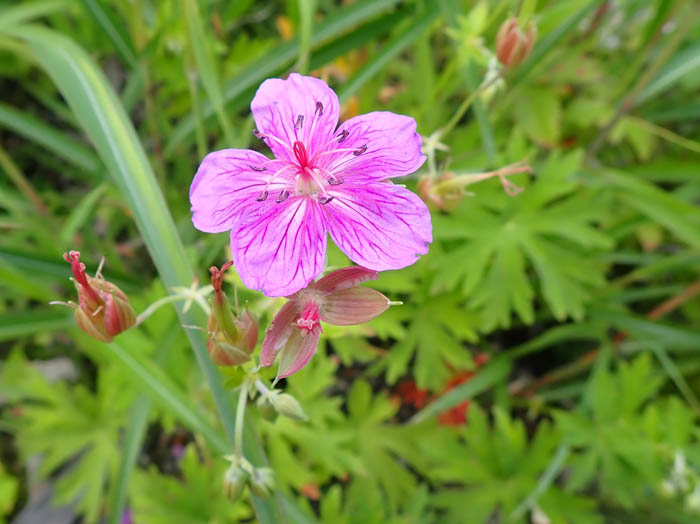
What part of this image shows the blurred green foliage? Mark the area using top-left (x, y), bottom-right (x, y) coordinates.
top-left (0, 0), bottom-right (699, 523)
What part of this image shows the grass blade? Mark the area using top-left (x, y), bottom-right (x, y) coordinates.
top-left (183, 0), bottom-right (235, 145)
top-left (0, 102), bottom-right (100, 173)
top-left (338, 4), bottom-right (440, 103)
top-left (0, 310), bottom-right (73, 342)
top-left (12, 24), bottom-right (283, 522)
top-left (80, 0), bottom-right (138, 69)
top-left (164, 0), bottom-right (401, 154)
top-left (410, 356), bottom-right (511, 423)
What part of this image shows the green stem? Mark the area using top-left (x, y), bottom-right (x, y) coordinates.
top-left (235, 380), bottom-right (251, 460)
top-left (437, 70), bottom-right (503, 141)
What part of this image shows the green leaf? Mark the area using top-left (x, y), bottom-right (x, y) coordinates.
top-left (513, 87), bottom-right (561, 147)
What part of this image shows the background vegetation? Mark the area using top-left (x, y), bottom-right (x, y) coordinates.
top-left (1, 0), bottom-right (699, 522)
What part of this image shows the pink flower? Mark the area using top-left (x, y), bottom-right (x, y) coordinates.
top-left (261, 267), bottom-right (390, 378)
top-left (190, 73), bottom-right (432, 297)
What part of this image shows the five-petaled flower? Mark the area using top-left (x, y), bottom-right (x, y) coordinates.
top-left (261, 266), bottom-right (390, 379)
top-left (190, 73), bottom-right (432, 297)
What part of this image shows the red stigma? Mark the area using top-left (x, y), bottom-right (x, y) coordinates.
top-left (64, 250), bottom-right (99, 302)
top-left (293, 141), bottom-right (309, 168)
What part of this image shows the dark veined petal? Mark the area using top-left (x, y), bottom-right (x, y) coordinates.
top-left (230, 196), bottom-right (327, 297)
top-left (323, 181), bottom-right (432, 271)
top-left (276, 328), bottom-right (321, 379)
top-left (260, 301), bottom-right (298, 366)
top-left (190, 149), bottom-right (275, 233)
top-left (313, 266), bottom-right (378, 294)
top-left (317, 112), bottom-right (425, 181)
top-left (321, 287), bottom-right (389, 326)
top-left (251, 73), bottom-right (340, 162)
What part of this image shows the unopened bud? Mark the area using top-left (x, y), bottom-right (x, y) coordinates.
top-left (223, 464), bottom-right (249, 502)
top-left (249, 467), bottom-right (275, 498)
top-left (496, 18), bottom-right (536, 69)
top-left (207, 262), bottom-right (258, 366)
top-left (256, 395), bottom-right (278, 422)
top-left (273, 393), bottom-right (308, 421)
top-left (63, 251), bottom-right (135, 342)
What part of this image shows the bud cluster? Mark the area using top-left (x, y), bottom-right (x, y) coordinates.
top-left (223, 455), bottom-right (275, 502)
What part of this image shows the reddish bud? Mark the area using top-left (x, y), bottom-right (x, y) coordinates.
top-left (206, 262), bottom-right (258, 366)
top-left (63, 251), bottom-right (135, 342)
top-left (496, 18), bottom-right (536, 69)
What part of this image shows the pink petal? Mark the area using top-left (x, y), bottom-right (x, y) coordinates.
top-left (230, 196), bottom-right (327, 297)
top-left (323, 181), bottom-right (432, 271)
top-left (321, 287), bottom-right (389, 326)
top-left (260, 301), bottom-right (298, 366)
top-left (190, 149), bottom-right (272, 233)
top-left (313, 266), bottom-right (378, 294)
top-left (251, 73), bottom-right (340, 163)
top-left (276, 328), bottom-right (321, 379)
top-left (317, 112), bottom-right (425, 181)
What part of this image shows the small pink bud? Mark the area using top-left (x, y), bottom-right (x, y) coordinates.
top-left (63, 251), bottom-right (135, 342)
top-left (496, 18), bottom-right (536, 69)
top-left (206, 262), bottom-right (258, 366)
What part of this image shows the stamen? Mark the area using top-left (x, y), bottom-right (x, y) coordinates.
top-left (353, 144), bottom-right (367, 156)
top-left (315, 166), bottom-right (344, 186)
top-left (295, 114), bottom-right (304, 130)
top-left (311, 146), bottom-right (366, 162)
top-left (276, 190), bottom-right (290, 203)
top-left (315, 101), bottom-right (324, 116)
top-left (253, 163), bottom-right (297, 202)
top-left (319, 196), bottom-right (334, 205)
top-left (254, 130), bottom-right (295, 155)
top-left (337, 129), bottom-right (349, 143)
top-left (256, 191), bottom-right (269, 201)
top-left (249, 165), bottom-right (267, 172)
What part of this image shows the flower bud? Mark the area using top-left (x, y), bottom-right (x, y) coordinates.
top-left (256, 395), bottom-right (278, 422)
top-left (249, 467), bottom-right (275, 498)
top-left (273, 393), bottom-right (308, 421)
top-left (223, 463), bottom-right (249, 502)
top-left (417, 173), bottom-right (463, 212)
top-left (207, 262), bottom-right (258, 366)
top-left (496, 18), bottom-right (536, 69)
top-left (63, 251), bottom-right (136, 342)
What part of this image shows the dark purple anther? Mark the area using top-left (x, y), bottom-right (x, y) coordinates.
top-left (250, 165), bottom-right (267, 172)
top-left (328, 176), bottom-right (343, 186)
top-left (256, 191), bottom-right (269, 202)
top-left (337, 129), bottom-right (349, 143)
top-left (353, 144), bottom-right (367, 156)
top-left (315, 101), bottom-right (324, 116)
top-left (276, 190), bottom-right (290, 203)
top-left (295, 115), bottom-right (304, 130)
top-left (319, 196), bottom-right (334, 205)
top-left (253, 130), bottom-right (265, 140)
